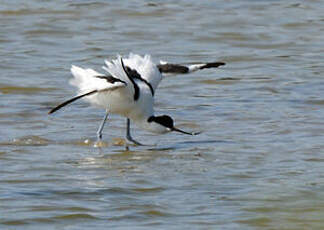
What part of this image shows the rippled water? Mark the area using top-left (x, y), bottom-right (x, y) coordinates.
top-left (1, 0), bottom-right (324, 229)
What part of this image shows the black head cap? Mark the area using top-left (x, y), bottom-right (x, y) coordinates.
top-left (148, 115), bottom-right (200, 135)
top-left (148, 115), bottom-right (174, 129)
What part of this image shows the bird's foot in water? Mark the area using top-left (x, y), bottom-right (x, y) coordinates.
top-left (125, 136), bottom-right (144, 146)
top-left (94, 137), bottom-right (108, 148)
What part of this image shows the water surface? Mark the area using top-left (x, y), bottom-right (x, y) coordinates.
top-left (1, 0), bottom-right (324, 229)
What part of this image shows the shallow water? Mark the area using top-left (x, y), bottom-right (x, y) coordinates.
top-left (1, 0), bottom-right (324, 229)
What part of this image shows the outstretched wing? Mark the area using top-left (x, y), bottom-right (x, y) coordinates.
top-left (48, 65), bottom-right (127, 114)
top-left (157, 61), bottom-right (225, 74)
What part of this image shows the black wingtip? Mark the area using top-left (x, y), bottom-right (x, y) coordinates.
top-left (200, 62), bottom-right (226, 70)
top-left (120, 57), bottom-right (127, 74)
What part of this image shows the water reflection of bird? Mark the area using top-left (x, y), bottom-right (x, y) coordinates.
top-left (49, 53), bottom-right (225, 146)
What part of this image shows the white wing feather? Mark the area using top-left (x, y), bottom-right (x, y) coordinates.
top-left (103, 56), bottom-right (130, 83)
top-left (70, 65), bottom-right (126, 94)
top-left (102, 56), bottom-right (135, 97)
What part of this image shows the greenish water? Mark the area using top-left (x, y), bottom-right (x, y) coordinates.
top-left (1, 0), bottom-right (324, 229)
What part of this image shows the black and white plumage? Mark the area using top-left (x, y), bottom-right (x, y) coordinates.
top-left (49, 53), bottom-right (225, 145)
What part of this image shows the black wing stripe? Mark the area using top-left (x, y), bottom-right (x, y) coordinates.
top-left (120, 58), bottom-right (140, 101)
top-left (95, 75), bottom-right (127, 85)
top-left (141, 78), bottom-right (154, 96)
top-left (157, 64), bottom-right (189, 74)
top-left (48, 90), bottom-right (98, 114)
top-left (125, 66), bottom-right (154, 96)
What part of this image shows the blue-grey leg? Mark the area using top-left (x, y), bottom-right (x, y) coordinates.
top-left (96, 110), bottom-right (109, 141)
top-left (126, 118), bottom-right (143, 145)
